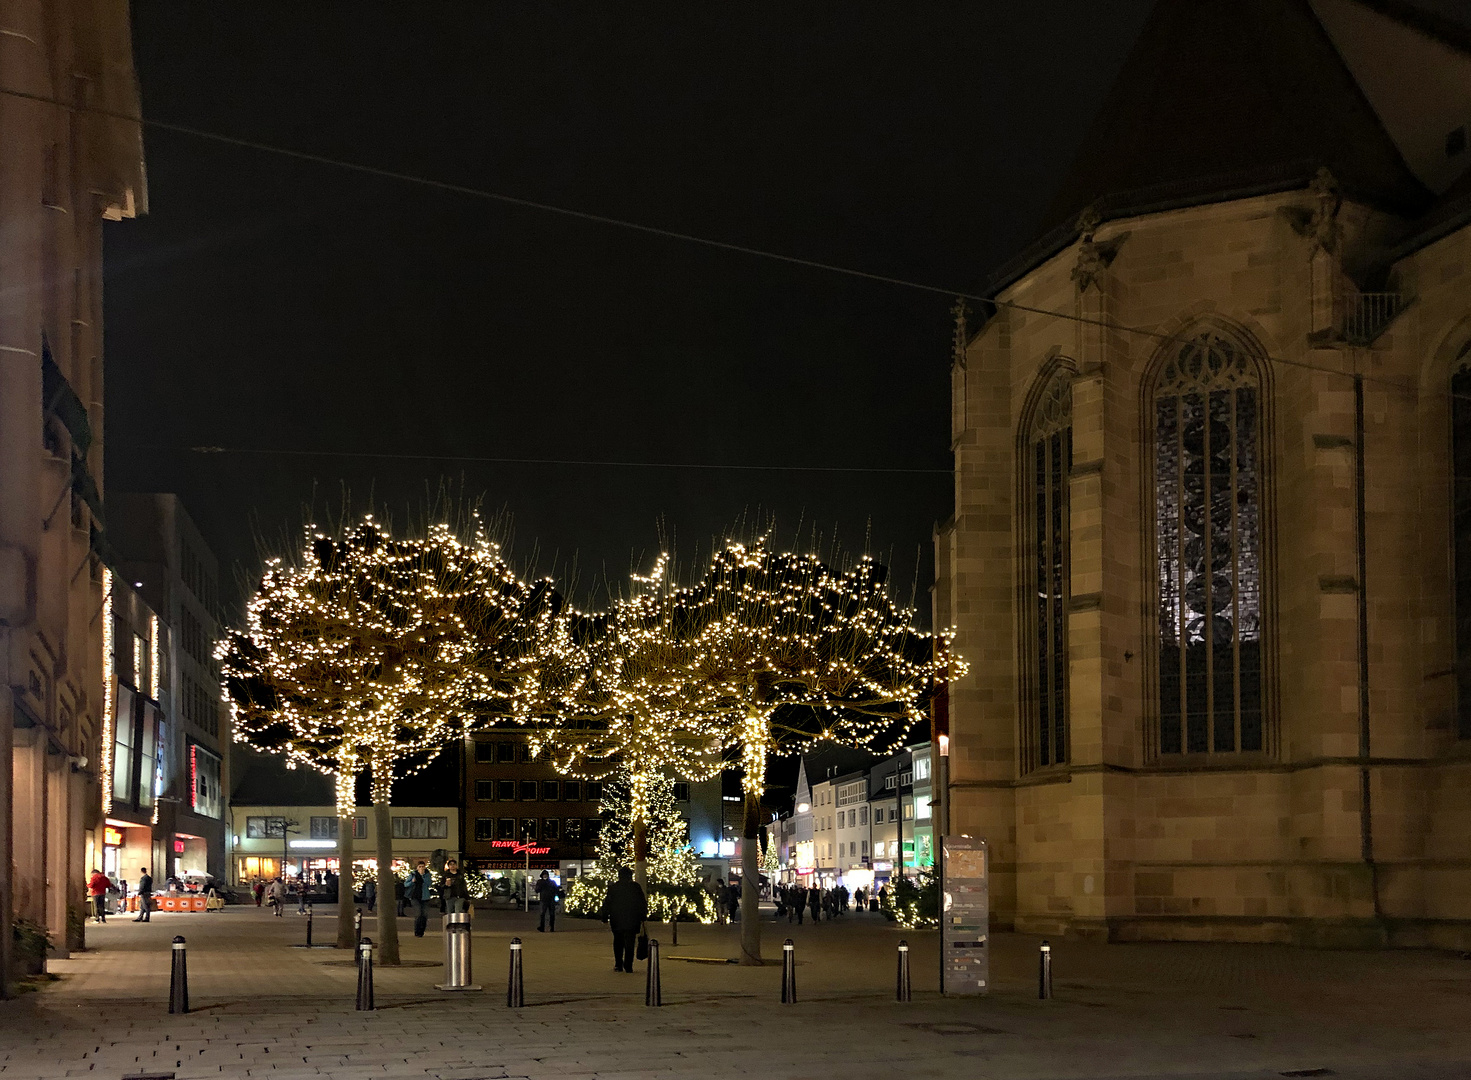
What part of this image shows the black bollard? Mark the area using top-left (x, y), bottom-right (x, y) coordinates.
top-left (506, 937), bottom-right (524, 1008)
top-left (645, 938), bottom-right (662, 1007)
top-left (780, 938), bottom-right (796, 1004)
top-left (168, 935), bottom-right (189, 1014)
top-left (354, 910), bottom-right (363, 949)
top-left (356, 938), bottom-right (375, 1011)
top-left (305, 904), bottom-right (314, 947)
top-left (670, 917), bottom-right (678, 946)
top-left (896, 939), bottom-right (912, 1002)
top-left (1038, 939), bottom-right (1052, 1000)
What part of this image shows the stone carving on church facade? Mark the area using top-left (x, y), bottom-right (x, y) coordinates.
top-left (1070, 207), bottom-right (1130, 292)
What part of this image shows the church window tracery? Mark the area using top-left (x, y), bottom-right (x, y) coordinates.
top-left (1152, 329), bottom-right (1264, 755)
top-left (1025, 367), bottom-right (1071, 769)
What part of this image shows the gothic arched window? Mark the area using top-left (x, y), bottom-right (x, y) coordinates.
top-left (1452, 348), bottom-right (1471, 740)
top-left (1152, 329), bottom-right (1264, 755)
top-left (1025, 367), bottom-right (1071, 769)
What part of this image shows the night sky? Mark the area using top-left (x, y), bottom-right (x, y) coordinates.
top-left (103, 2), bottom-right (1166, 621)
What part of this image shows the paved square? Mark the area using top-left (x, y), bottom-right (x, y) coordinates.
top-left (2, 905), bottom-right (1468, 1079)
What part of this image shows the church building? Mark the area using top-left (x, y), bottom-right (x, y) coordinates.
top-left (935, 0), bottom-right (1471, 948)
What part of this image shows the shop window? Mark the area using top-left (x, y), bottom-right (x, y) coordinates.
top-left (564, 780), bottom-right (582, 802)
top-left (541, 780), bottom-right (559, 801)
top-left (497, 818), bottom-right (515, 840)
top-left (474, 818), bottom-right (494, 842)
top-left (497, 779), bottom-right (516, 802)
top-left (1152, 326), bottom-right (1266, 755)
top-left (520, 780), bottom-right (538, 802)
top-left (474, 779), bottom-right (495, 801)
top-left (474, 741), bottom-right (495, 763)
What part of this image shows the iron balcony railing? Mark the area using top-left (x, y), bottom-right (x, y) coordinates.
top-left (1341, 292), bottom-right (1404, 346)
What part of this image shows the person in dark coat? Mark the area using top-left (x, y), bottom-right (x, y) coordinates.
top-left (407, 860), bottom-right (435, 937)
top-left (363, 876), bottom-right (376, 913)
top-left (535, 870), bottom-right (560, 932)
top-left (808, 884), bottom-right (821, 923)
top-left (791, 884), bottom-right (806, 924)
top-left (134, 867), bottom-right (153, 922)
top-left (439, 859), bottom-right (470, 915)
top-left (598, 866), bottom-right (647, 972)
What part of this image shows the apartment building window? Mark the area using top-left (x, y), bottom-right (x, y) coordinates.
top-left (391, 816), bottom-right (448, 839)
top-left (308, 816), bottom-right (366, 839)
top-left (586, 781), bottom-right (603, 802)
top-left (474, 741), bottom-right (495, 763)
top-left (497, 780), bottom-right (516, 801)
top-left (520, 780), bottom-right (538, 802)
top-left (474, 818), bottom-right (494, 841)
top-left (859, 807), bottom-right (868, 826)
top-left (585, 818), bottom-right (602, 842)
top-left (541, 780), bottom-right (559, 801)
top-left (564, 818), bottom-right (582, 842)
top-left (474, 779), bottom-right (495, 801)
top-left (520, 818), bottom-right (538, 840)
top-left (497, 818), bottom-right (515, 840)
top-left (245, 816), bottom-right (285, 839)
top-left (497, 742), bottom-right (516, 763)
top-left (542, 818), bottom-right (560, 840)
top-left (673, 782), bottom-right (690, 802)
top-left (564, 780), bottom-right (582, 802)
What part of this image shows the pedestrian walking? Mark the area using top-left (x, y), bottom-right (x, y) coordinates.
top-left (726, 880), bottom-right (741, 922)
top-left (792, 884), bottom-right (806, 924)
top-left (706, 876), bottom-right (724, 923)
top-left (87, 868), bottom-right (112, 923)
top-left (598, 866), bottom-right (647, 973)
top-left (395, 874), bottom-right (407, 917)
top-left (408, 859), bottom-right (435, 936)
top-left (535, 870), bottom-right (561, 932)
top-left (295, 875), bottom-right (308, 914)
top-left (253, 879), bottom-right (265, 907)
top-left (439, 858), bottom-right (470, 915)
top-left (133, 867), bottom-right (153, 922)
top-left (265, 876), bottom-right (284, 916)
top-left (364, 876), bottom-right (376, 913)
top-left (808, 885), bottom-right (821, 923)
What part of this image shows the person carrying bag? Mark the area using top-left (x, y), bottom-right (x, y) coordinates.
top-left (598, 866), bottom-right (647, 973)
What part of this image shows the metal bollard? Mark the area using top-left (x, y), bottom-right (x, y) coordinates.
top-left (506, 937), bottom-right (524, 1008)
top-left (1038, 939), bottom-right (1052, 1000)
top-left (354, 909), bottom-right (363, 948)
top-left (356, 938), bottom-right (375, 1011)
top-left (436, 911), bottom-right (481, 991)
top-left (780, 938), bottom-right (796, 1004)
top-left (168, 936), bottom-right (189, 1014)
top-left (645, 938), bottom-right (662, 1006)
top-left (896, 939), bottom-right (912, 1002)
top-left (305, 904), bottom-right (314, 947)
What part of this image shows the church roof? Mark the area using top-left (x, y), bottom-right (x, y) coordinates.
top-left (1041, 0), bottom-right (1434, 234)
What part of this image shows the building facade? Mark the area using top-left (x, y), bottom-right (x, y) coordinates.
top-left (230, 804), bottom-right (460, 886)
top-left (111, 494), bottom-right (228, 881)
top-left (0, 0), bottom-right (147, 987)
top-left (934, 0), bottom-right (1471, 947)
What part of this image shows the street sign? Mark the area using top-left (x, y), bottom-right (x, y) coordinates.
top-left (939, 835), bottom-right (988, 995)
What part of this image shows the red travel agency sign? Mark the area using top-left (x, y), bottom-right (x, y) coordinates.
top-left (490, 839), bottom-right (551, 856)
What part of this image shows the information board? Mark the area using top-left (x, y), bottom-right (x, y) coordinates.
top-left (939, 835), bottom-right (988, 995)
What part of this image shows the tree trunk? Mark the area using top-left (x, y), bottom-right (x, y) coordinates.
top-left (739, 786), bottom-right (762, 965)
top-left (371, 760), bottom-right (401, 966)
top-left (335, 771), bottom-right (356, 949)
top-left (632, 815), bottom-right (648, 891)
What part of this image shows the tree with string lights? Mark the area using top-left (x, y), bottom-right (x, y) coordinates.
top-left (563, 766), bottom-right (715, 922)
top-left (635, 538), bottom-right (964, 965)
top-left (220, 514), bottom-right (556, 963)
top-left (529, 575), bottom-right (724, 890)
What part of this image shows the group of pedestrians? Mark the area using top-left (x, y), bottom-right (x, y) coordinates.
top-left (703, 875), bottom-right (742, 922)
top-left (84, 866), bottom-right (153, 923)
top-left (775, 882), bottom-right (875, 923)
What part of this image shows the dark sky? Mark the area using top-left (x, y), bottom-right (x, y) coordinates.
top-left (104, 2), bottom-right (1162, 621)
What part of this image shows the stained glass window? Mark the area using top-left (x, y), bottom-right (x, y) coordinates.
top-left (1027, 368), bottom-right (1071, 769)
top-left (1452, 355), bottom-right (1471, 740)
top-left (1153, 330), bottom-right (1263, 755)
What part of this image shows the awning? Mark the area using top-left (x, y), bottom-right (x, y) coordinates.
top-left (41, 340), bottom-right (92, 455)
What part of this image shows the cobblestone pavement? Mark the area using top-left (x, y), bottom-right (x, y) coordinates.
top-left (2, 904), bottom-right (1468, 1079)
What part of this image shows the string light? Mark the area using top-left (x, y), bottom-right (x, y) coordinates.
top-left (219, 514), bottom-right (559, 812)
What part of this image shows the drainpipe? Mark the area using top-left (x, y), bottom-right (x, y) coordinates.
top-left (1353, 371), bottom-right (1382, 922)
